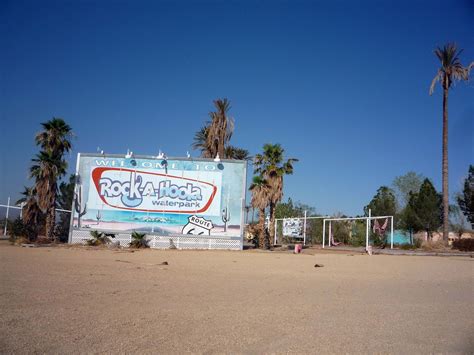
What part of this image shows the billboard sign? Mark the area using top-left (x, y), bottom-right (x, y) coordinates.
top-left (71, 154), bottom-right (246, 240)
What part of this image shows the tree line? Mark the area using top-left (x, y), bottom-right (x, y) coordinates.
top-left (364, 168), bottom-right (473, 242)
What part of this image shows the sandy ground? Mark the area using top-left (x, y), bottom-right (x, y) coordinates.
top-left (0, 241), bottom-right (473, 354)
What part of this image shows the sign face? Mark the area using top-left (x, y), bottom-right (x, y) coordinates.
top-left (91, 167), bottom-right (219, 214)
top-left (71, 154), bottom-right (246, 238)
top-left (283, 218), bottom-right (303, 238)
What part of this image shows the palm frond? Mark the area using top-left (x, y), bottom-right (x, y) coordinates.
top-left (430, 43), bottom-right (472, 93)
top-left (253, 143), bottom-right (298, 206)
top-left (130, 231), bottom-right (149, 248)
top-left (205, 98), bottom-right (234, 158)
top-left (249, 175), bottom-right (270, 210)
top-left (225, 146), bottom-right (252, 160)
top-left (429, 71), bottom-right (442, 95)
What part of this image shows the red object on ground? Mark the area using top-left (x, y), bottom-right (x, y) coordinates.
top-left (294, 244), bottom-right (302, 253)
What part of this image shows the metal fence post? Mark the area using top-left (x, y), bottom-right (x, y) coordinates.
top-left (3, 197), bottom-right (10, 237)
top-left (303, 210), bottom-right (307, 246)
top-left (322, 220), bottom-right (326, 248)
top-left (328, 221), bottom-right (332, 247)
top-left (274, 219), bottom-right (277, 246)
top-left (390, 216), bottom-right (394, 249)
top-left (365, 208), bottom-right (371, 251)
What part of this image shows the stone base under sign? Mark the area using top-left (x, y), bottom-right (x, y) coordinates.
top-left (70, 229), bottom-right (242, 250)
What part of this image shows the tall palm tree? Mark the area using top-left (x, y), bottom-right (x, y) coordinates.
top-left (249, 175), bottom-right (271, 249)
top-left (31, 118), bottom-right (73, 241)
top-left (254, 144), bottom-right (298, 243)
top-left (206, 98), bottom-right (234, 159)
top-left (30, 151), bottom-right (68, 241)
top-left (35, 118), bottom-right (73, 155)
top-left (193, 110), bottom-right (249, 160)
top-left (430, 43), bottom-right (473, 241)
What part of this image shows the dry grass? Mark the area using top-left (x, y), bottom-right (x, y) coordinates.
top-left (10, 236), bottom-right (30, 245)
top-left (421, 239), bottom-right (450, 251)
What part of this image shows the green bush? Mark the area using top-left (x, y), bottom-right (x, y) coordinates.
top-left (349, 233), bottom-right (366, 247)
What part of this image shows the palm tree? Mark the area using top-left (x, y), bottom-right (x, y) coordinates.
top-left (35, 118), bottom-right (73, 155)
top-left (193, 107), bottom-right (249, 160)
top-left (192, 125), bottom-right (212, 158)
top-left (224, 146), bottom-right (252, 161)
top-left (249, 175), bottom-right (271, 248)
top-left (130, 231), bottom-right (149, 248)
top-left (86, 230), bottom-right (112, 246)
top-left (206, 98), bottom-right (234, 159)
top-left (32, 118), bottom-right (73, 241)
top-left (16, 186), bottom-right (42, 240)
top-left (30, 151), bottom-right (68, 241)
top-left (16, 186), bottom-right (35, 205)
top-left (430, 43), bottom-right (473, 241)
top-left (254, 144), bottom-right (298, 243)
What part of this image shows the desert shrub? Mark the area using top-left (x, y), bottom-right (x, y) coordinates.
top-left (421, 239), bottom-right (448, 251)
top-left (86, 230), bottom-right (112, 246)
top-left (8, 217), bottom-right (38, 242)
top-left (36, 236), bottom-right (53, 244)
top-left (244, 224), bottom-right (258, 247)
top-left (14, 236), bottom-right (31, 245)
top-left (399, 243), bottom-right (417, 250)
top-left (395, 238), bottom-right (422, 249)
top-left (54, 222), bottom-right (70, 243)
top-left (452, 238), bottom-right (474, 252)
top-left (350, 233), bottom-right (366, 247)
top-left (129, 231), bottom-right (149, 248)
top-left (9, 218), bottom-right (28, 240)
top-left (413, 237), bottom-right (422, 248)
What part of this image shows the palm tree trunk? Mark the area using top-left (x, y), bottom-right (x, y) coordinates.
top-left (219, 125), bottom-right (225, 159)
top-left (442, 86), bottom-right (449, 241)
top-left (47, 204), bottom-right (56, 241)
top-left (258, 208), bottom-right (266, 249)
top-left (45, 208), bottom-right (52, 240)
top-left (268, 202), bottom-right (275, 247)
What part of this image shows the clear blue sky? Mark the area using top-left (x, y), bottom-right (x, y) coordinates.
top-left (1, 0), bottom-right (473, 216)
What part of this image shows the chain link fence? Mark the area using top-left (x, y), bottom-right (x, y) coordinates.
top-left (1, 198), bottom-right (71, 242)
